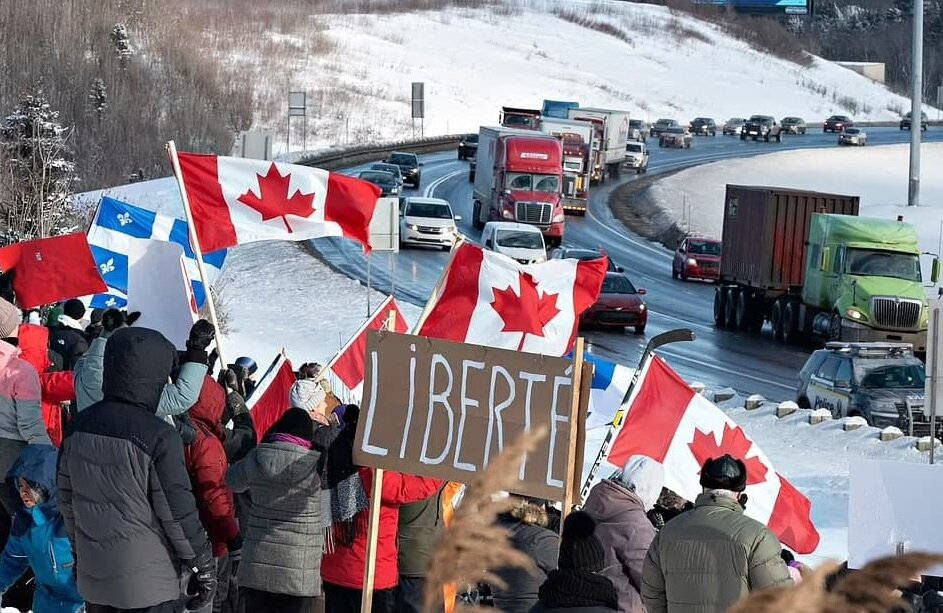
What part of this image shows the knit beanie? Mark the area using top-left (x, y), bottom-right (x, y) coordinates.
top-left (63, 299), bottom-right (86, 321)
top-left (699, 454), bottom-right (748, 492)
top-left (289, 378), bottom-right (327, 414)
top-left (270, 408), bottom-right (315, 443)
top-left (618, 455), bottom-right (666, 511)
top-left (0, 298), bottom-right (21, 339)
top-left (558, 511), bottom-right (606, 573)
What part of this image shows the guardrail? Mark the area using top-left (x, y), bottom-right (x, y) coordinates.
top-left (295, 134), bottom-right (466, 171)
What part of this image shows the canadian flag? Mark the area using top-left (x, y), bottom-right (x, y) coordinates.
top-left (176, 153), bottom-right (381, 253)
top-left (418, 242), bottom-right (607, 355)
top-left (607, 356), bottom-right (820, 554)
top-left (327, 295), bottom-right (408, 400)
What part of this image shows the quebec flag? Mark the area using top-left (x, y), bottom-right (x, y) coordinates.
top-left (580, 353), bottom-right (635, 431)
top-left (86, 197), bottom-right (227, 309)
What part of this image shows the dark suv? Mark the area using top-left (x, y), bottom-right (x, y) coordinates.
top-left (689, 117), bottom-right (717, 136)
top-left (649, 118), bottom-right (678, 137)
top-left (900, 111), bottom-right (929, 131)
top-left (458, 134), bottom-right (478, 160)
top-left (796, 342), bottom-right (929, 434)
top-left (385, 151), bottom-right (422, 187)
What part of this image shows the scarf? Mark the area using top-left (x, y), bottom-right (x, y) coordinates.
top-left (268, 432), bottom-right (311, 449)
top-left (537, 569), bottom-right (619, 610)
top-left (319, 425), bottom-right (368, 550)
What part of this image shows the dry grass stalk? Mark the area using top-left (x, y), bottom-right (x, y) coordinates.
top-left (423, 426), bottom-right (549, 613)
top-left (728, 552), bottom-right (943, 613)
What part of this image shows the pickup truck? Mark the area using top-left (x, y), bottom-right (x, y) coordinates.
top-left (741, 115), bottom-right (784, 142)
top-left (624, 142), bottom-right (649, 174)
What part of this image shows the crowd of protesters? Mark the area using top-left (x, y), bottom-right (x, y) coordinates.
top-left (0, 288), bottom-right (940, 613)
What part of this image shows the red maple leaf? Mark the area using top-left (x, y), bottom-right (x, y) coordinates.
top-left (237, 163), bottom-right (316, 233)
top-left (688, 423), bottom-right (768, 486)
top-left (491, 272), bottom-right (561, 351)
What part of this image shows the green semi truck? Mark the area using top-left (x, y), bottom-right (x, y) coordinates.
top-left (713, 185), bottom-right (938, 352)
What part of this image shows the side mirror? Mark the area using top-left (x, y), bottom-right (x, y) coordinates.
top-left (454, 215), bottom-right (463, 222)
top-left (834, 379), bottom-right (851, 389)
top-left (615, 265), bottom-right (624, 273)
top-left (638, 288), bottom-right (647, 295)
top-left (820, 247), bottom-right (831, 272)
top-left (485, 239), bottom-right (493, 249)
top-left (933, 258), bottom-right (940, 284)
top-left (419, 162), bottom-right (425, 167)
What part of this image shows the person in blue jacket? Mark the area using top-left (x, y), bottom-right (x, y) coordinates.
top-left (0, 444), bottom-right (83, 612)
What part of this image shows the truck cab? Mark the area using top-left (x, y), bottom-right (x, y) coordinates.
top-left (802, 214), bottom-right (938, 352)
top-left (500, 107), bottom-right (541, 130)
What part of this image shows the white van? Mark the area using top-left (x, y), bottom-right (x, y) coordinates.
top-left (399, 197), bottom-right (460, 250)
top-left (481, 222), bottom-right (547, 265)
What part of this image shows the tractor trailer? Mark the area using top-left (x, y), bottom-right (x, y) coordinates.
top-left (567, 107), bottom-right (630, 183)
top-left (472, 126), bottom-right (566, 247)
top-left (540, 118), bottom-right (593, 215)
top-left (713, 185), bottom-right (937, 352)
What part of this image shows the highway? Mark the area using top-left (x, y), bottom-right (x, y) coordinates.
top-left (314, 127), bottom-right (943, 401)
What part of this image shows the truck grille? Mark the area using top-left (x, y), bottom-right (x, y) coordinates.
top-left (872, 297), bottom-right (922, 330)
top-left (515, 202), bottom-right (552, 225)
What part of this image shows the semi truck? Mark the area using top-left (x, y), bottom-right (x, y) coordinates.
top-left (472, 126), bottom-right (565, 247)
top-left (567, 107), bottom-right (630, 183)
top-left (499, 107), bottom-right (541, 130)
top-left (541, 100), bottom-right (579, 119)
top-left (713, 185), bottom-right (938, 352)
top-left (539, 118), bottom-right (593, 215)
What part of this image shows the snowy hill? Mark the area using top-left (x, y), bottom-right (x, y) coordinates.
top-left (210, 0), bottom-right (933, 156)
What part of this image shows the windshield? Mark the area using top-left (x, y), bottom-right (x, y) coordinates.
top-left (784, 117), bottom-right (802, 123)
top-left (855, 359), bottom-right (925, 389)
top-left (666, 127), bottom-right (685, 134)
top-left (464, 134), bottom-right (478, 143)
top-left (496, 230), bottom-right (543, 249)
top-left (845, 248), bottom-right (921, 281)
top-left (405, 202), bottom-right (452, 219)
top-left (626, 144), bottom-right (643, 153)
top-left (844, 129), bottom-right (860, 134)
top-left (504, 115), bottom-right (538, 129)
top-left (360, 171), bottom-right (393, 184)
top-left (506, 173), bottom-right (560, 193)
top-left (727, 118), bottom-right (744, 124)
top-left (688, 240), bottom-right (721, 256)
top-left (656, 119), bottom-right (673, 126)
top-left (371, 164), bottom-right (399, 174)
top-left (602, 275), bottom-right (638, 294)
top-left (388, 154), bottom-right (417, 167)
top-left (630, 120), bottom-right (643, 128)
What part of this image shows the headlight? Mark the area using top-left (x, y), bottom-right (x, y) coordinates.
top-left (845, 307), bottom-right (866, 321)
top-left (405, 223), bottom-right (417, 230)
top-left (686, 258), bottom-right (697, 267)
top-left (871, 400), bottom-right (899, 416)
top-left (502, 209), bottom-right (514, 220)
top-left (391, 186), bottom-right (399, 194)
top-left (639, 304), bottom-right (646, 311)
top-left (552, 212), bottom-right (565, 223)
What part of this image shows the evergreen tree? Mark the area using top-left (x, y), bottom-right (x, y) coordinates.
top-left (88, 78), bottom-right (108, 121)
top-left (110, 24), bottom-right (134, 67)
top-left (0, 90), bottom-right (78, 241)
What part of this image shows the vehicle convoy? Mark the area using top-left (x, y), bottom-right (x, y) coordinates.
top-left (712, 185), bottom-right (938, 353)
top-left (673, 234), bottom-right (722, 281)
top-left (500, 106), bottom-right (541, 130)
top-left (399, 197), bottom-right (460, 251)
top-left (541, 99), bottom-right (579, 119)
top-left (481, 221), bottom-right (547, 264)
top-left (900, 111), bottom-right (929, 131)
top-left (796, 342), bottom-right (931, 434)
top-left (624, 141), bottom-right (649, 174)
top-left (741, 115), bottom-right (784, 142)
top-left (540, 118), bottom-right (593, 216)
top-left (659, 126), bottom-right (692, 148)
top-left (472, 126), bottom-right (565, 247)
top-left (568, 107), bottom-right (630, 183)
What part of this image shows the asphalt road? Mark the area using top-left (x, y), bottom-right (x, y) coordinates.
top-left (315, 127), bottom-right (943, 401)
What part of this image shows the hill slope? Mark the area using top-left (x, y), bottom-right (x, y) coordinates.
top-left (205, 0), bottom-right (934, 156)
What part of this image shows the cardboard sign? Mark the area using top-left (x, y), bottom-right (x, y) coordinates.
top-left (849, 459), bottom-right (943, 574)
top-left (128, 241), bottom-right (198, 350)
top-left (353, 331), bottom-right (589, 500)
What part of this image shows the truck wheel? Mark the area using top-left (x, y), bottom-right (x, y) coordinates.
top-left (713, 288), bottom-right (727, 327)
top-left (472, 201), bottom-right (484, 230)
top-left (783, 301), bottom-right (802, 344)
top-left (771, 299), bottom-right (785, 341)
top-left (735, 291), bottom-right (751, 331)
top-left (468, 170), bottom-right (475, 183)
top-left (724, 288), bottom-right (739, 329)
top-left (827, 312), bottom-right (842, 341)
top-left (776, 132), bottom-right (784, 143)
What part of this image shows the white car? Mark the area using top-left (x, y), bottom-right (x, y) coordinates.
top-left (838, 127), bottom-right (867, 146)
top-left (481, 221), bottom-right (547, 265)
top-left (399, 197), bottom-right (460, 250)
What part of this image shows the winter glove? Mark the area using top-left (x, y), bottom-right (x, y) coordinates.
top-left (184, 547), bottom-right (217, 612)
top-left (218, 367), bottom-right (246, 398)
top-left (227, 390), bottom-right (249, 418)
top-left (100, 309), bottom-right (127, 339)
top-left (208, 347), bottom-right (220, 374)
top-left (187, 319), bottom-right (215, 352)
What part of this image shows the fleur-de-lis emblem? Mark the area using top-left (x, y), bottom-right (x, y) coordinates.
top-left (100, 258), bottom-right (115, 275)
top-left (116, 212), bottom-right (132, 226)
top-left (105, 297), bottom-right (117, 308)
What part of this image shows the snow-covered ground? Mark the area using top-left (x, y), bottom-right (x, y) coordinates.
top-left (213, 0), bottom-right (934, 156)
top-left (651, 142), bottom-right (943, 260)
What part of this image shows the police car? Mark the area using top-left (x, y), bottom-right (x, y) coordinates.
top-left (796, 342), bottom-right (929, 433)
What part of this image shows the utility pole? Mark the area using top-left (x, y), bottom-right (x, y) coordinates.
top-left (908, 0), bottom-right (924, 206)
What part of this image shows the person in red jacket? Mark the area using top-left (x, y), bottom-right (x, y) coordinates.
top-left (184, 376), bottom-right (242, 613)
top-left (17, 323), bottom-right (72, 447)
top-left (320, 406), bottom-right (442, 613)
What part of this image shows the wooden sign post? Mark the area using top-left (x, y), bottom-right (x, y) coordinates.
top-left (561, 337), bottom-right (586, 527)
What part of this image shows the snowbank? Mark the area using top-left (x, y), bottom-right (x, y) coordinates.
top-left (216, 0), bottom-right (932, 156)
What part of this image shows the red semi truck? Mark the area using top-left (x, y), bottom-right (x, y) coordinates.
top-left (472, 126), bottom-right (565, 247)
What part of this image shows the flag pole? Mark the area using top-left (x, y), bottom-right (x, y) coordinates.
top-left (165, 140), bottom-right (229, 369)
top-left (409, 236), bottom-right (464, 334)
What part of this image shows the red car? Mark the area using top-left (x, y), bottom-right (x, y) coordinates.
top-left (672, 235), bottom-right (721, 281)
top-left (581, 273), bottom-right (648, 334)
top-left (823, 115), bottom-right (854, 133)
